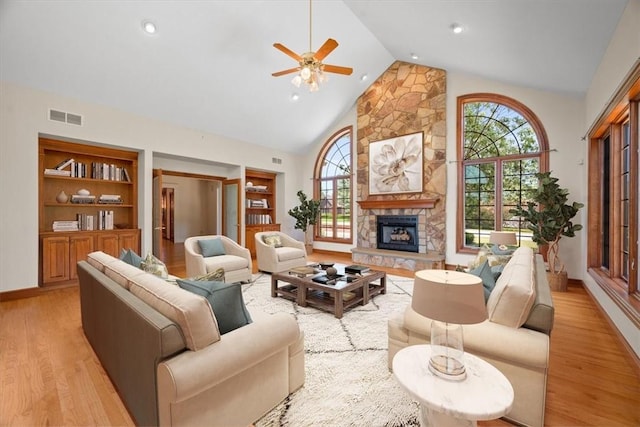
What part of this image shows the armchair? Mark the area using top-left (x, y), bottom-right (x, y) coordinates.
top-left (255, 231), bottom-right (307, 273)
top-left (184, 235), bottom-right (252, 283)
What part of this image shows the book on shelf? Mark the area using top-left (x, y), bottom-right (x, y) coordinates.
top-left (99, 194), bottom-right (122, 204)
top-left (52, 220), bottom-right (79, 232)
top-left (97, 210), bottom-right (114, 230)
top-left (76, 213), bottom-right (95, 230)
top-left (71, 194), bottom-right (96, 204)
top-left (54, 158), bottom-right (74, 170)
top-left (44, 168), bottom-right (71, 176)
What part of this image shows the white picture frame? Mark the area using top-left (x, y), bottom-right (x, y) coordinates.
top-left (369, 131), bottom-right (423, 195)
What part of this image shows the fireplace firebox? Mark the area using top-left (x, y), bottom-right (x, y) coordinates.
top-left (376, 215), bottom-right (419, 253)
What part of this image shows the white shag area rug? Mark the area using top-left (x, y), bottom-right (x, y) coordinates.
top-left (242, 273), bottom-right (421, 427)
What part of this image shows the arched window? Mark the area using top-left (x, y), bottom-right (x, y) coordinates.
top-left (457, 94), bottom-right (549, 252)
top-left (314, 126), bottom-right (352, 242)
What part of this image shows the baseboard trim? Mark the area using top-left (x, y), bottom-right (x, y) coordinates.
top-left (0, 282), bottom-right (76, 302)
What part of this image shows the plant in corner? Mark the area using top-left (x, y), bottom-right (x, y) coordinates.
top-left (509, 171), bottom-right (583, 290)
top-left (288, 190), bottom-right (321, 253)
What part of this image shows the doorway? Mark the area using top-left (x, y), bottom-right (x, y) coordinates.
top-left (162, 187), bottom-right (175, 241)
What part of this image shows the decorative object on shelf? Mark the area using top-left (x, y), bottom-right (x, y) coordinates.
top-left (55, 190), bottom-right (68, 203)
top-left (369, 131), bottom-right (423, 195)
top-left (77, 188), bottom-right (90, 196)
top-left (411, 270), bottom-right (486, 381)
top-left (509, 171), bottom-right (583, 291)
top-left (271, 0), bottom-right (353, 92)
top-left (288, 190), bottom-right (321, 254)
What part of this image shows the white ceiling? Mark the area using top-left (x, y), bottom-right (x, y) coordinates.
top-left (0, 0), bottom-right (629, 154)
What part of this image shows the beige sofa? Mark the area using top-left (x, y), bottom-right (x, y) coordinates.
top-left (78, 251), bottom-right (304, 426)
top-left (388, 247), bottom-right (554, 427)
top-left (184, 235), bottom-right (252, 283)
top-left (255, 231), bottom-right (307, 273)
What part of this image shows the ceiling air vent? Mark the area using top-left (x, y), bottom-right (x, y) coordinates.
top-left (49, 109), bottom-right (83, 126)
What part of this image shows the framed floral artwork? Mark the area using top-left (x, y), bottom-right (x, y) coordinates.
top-left (369, 131), bottom-right (423, 195)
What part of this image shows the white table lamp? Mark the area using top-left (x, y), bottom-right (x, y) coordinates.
top-left (489, 231), bottom-right (517, 248)
top-left (412, 270), bottom-right (487, 381)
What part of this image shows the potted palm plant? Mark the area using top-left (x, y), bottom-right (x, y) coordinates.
top-left (288, 190), bottom-right (321, 254)
top-left (509, 171), bottom-right (583, 291)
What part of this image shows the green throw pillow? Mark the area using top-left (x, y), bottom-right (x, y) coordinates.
top-left (198, 238), bottom-right (226, 257)
top-left (177, 279), bottom-right (252, 334)
top-left (191, 267), bottom-right (225, 282)
top-left (119, 248), bottom-right (143, 268)
top-left (262, 234), bottom-right (282, 248)
top-left (469, 260), bottom-right (496, 302)
top-left (140, 252), bottom-right (169, 279)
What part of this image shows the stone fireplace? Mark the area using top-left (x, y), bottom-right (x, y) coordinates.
top-left (352, 61), bottom-right (447, 271)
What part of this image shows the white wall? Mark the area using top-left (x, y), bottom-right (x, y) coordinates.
top-left (582, 0), bottom-right (640, 358)
top-left (0, 82), bottom-right (304, 291)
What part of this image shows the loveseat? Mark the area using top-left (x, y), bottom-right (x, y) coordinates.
top-left (78, 251), bottom-right (305, 426)
top-left (388, 247), bottom-right (554, 427)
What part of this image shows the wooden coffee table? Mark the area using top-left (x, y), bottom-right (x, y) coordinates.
top-left (271, 264), bottom-right (386, 318)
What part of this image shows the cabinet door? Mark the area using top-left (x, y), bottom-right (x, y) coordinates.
top-left (42, 236), bottom-right (70, 284)
top-left (118, 231), bottom-right (140, 254)
top-left (69, 234), bottom-right (95, 280)
top-left (97, 233), bottom-right (120, 257)
top-left (245, 226), bottom-right (259, 257)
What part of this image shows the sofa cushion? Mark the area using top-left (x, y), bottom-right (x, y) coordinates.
top-left (486, 246), bottom-right (536, 328)
top-left (129, 273), bottom-right (220, 351)
top-left (469, 260), bottom-right (496, 302)
top-left (119, 248), bottom-right (143, 268)
top-left (262, 234), bottom-right (283, 248)
top-left (104, 259), bottom-right (147, 289)
top-left (277, 247), bottom-right (306, 262)
top-left (86, 251), bottom-right (119, 272)
top-left (177, 279), bottom-right (253, 334)
top-left (198, 238), bottom-right (226, 257)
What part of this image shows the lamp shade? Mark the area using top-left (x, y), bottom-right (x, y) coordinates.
top-left (489, 231), bottom-right (517, 246)
top-left (412, 270), bottom-right (487, 325)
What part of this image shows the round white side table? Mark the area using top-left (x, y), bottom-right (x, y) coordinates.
top-left (393, 344), bottom-right (514, 427)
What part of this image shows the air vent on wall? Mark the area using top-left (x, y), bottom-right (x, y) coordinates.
top-left (272, 157), bottom-right (282, 164)
top-left (49, 109), bottom-right (83, 126)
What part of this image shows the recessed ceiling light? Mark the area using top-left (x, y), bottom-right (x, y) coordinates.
top-left (142, 20), bottom-right (157, 35)
top-left (411, 53), bottom-right (419, 60)
top-left (291, 93), bottom-right (300, 101)
top-left (451, 23), bottom-right (464, 34)
top-left (360, 74), bottom-right (368, 82)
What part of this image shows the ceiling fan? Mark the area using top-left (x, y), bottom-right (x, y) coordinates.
top-left (272, 0), bottom-right (353, 92)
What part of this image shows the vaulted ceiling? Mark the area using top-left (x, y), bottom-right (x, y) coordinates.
top-left (0, 0), bottom-right (629, 153)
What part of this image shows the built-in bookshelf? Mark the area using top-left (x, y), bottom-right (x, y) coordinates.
top-left (38, 138), bottom-right (140, 286)
top-left (245, 169), bottom-right (280, 257)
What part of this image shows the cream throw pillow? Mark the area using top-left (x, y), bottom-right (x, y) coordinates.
top-left (486, 246), bottom-right (536, 328)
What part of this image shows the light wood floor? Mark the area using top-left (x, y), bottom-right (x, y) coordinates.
top-left (1, 240), bottom-right (638, 426)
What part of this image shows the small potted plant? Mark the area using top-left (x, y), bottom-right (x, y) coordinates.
top-left (288, 190), bottom-right (321, 254)
top-left (509, 171), bottom-right (583, 291)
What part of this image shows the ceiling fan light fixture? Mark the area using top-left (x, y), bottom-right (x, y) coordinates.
top-left (300, 66), bottom-right (312, 80)
top-left (291, 75), bottom-right (303, 87)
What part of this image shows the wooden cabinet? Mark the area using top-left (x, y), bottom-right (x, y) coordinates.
top-left (38, 138), bottom-right (140, 286)
top-left (245, 169), bottom-right (280, 257)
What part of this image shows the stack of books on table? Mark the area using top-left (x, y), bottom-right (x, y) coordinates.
top-left (53, 220), bottom-right (79, 232)
top-left (71, 194), bottom-right (96, 204)
top-left (345, 265), bottom-right (371, 275)
top-left (98, 194), bottom-right (122, 204)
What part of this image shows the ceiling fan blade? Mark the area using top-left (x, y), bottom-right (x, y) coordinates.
top-left (273, 43), bottom-right (302, 62)
top-left (314, 38), bottom-right (338, 61)
top-left (323, 64), bottom-right (353, 75)
top-left (272, 67), bottom-right (300, 77)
